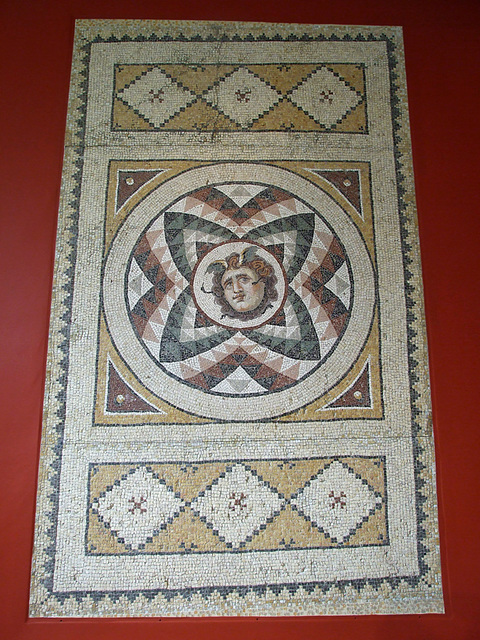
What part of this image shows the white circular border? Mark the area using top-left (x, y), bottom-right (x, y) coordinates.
top-left (103, 163), bottom-right (375, 421)
top-left (191, 240), bottom-right (287, 330)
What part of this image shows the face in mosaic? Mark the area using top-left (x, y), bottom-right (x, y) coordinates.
top-left (126, 182), bottom-right (353, 397)
top-left (219, 254), bottom-right (272, 315)
top-left (192, 241), bottom-right (287, 329)
top-left (222, 264), bottom-right (267, 313)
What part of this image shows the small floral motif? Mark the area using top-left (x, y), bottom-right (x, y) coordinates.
top-left (319, 89), bottom-right (334, 103)
top-left (228, 491), bottom-right (248, 512)
top-left (329, 490), bottom-right (347, 509)
top-left (148, 88), bottom-right (165, 103)
top-left (235, 88), bottom-right (252, 103)
top-left (128, 495), bottom-right (147, 514)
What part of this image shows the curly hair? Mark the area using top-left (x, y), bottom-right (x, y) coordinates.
top-left (210, 251), bottom-right (278, 321)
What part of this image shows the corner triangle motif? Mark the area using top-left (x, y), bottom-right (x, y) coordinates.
top-left (306, 169), bottom-right (363, 219)
top-left (324, 358), bottom-right (372, 409)
top-left (116, 169), bottom-right (168, 212)
top-left (106, 359), bottom-right (164, 414)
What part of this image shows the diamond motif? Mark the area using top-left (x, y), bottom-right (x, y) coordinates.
top-left (192, 464), bottom-right (284, 546)
top-left (323, 262), bottom-right (351, 308)
top-left (291, 461), bottom-right (382, 542)
top-left (203, 67), bottom-right (282, 127)
top-left (210, 368), bottom-right (267, 394)
top-left (92, 466), bottom-right (184, 550)
top-left (288, 66), bottom-right (362, 128)
top-left (118, 68), bottom-right (198, 127)
top-left (214, 183), bottom-right (267, 207)
top-left (128, 259), bottom-right (154, 309)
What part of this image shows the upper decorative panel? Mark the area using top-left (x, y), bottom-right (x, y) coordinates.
top-left (112, 63), bottom-right (367, 133)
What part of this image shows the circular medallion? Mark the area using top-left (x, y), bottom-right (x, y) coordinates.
top-left (191, 240), bottom-right (287, 330)
top-left (103, 163), bottom-right (375, 420)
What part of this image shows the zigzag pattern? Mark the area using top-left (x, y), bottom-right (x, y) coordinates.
top-left (127, 182), bottom-right (352, 394)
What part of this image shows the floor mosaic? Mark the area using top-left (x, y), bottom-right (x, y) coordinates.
top-left (30, 20), bottom-right (443, 616)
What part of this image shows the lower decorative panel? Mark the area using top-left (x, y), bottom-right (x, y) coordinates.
top-left (86, 457), bottom-right (388, 555)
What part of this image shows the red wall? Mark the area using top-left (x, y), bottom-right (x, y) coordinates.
top-left (1, 1), bottom-right (479, 638)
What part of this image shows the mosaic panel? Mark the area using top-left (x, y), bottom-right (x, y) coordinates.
top-left (30, 20), bottom-right (443, 617)
top-left (96, 159), bottom-right (382, 425)
top-left (102, 162), bottom-right (376, 421)
top-left (112, 63), bottom-right (367, 133)
top-left (86, 457), bottom-right (388, 555)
